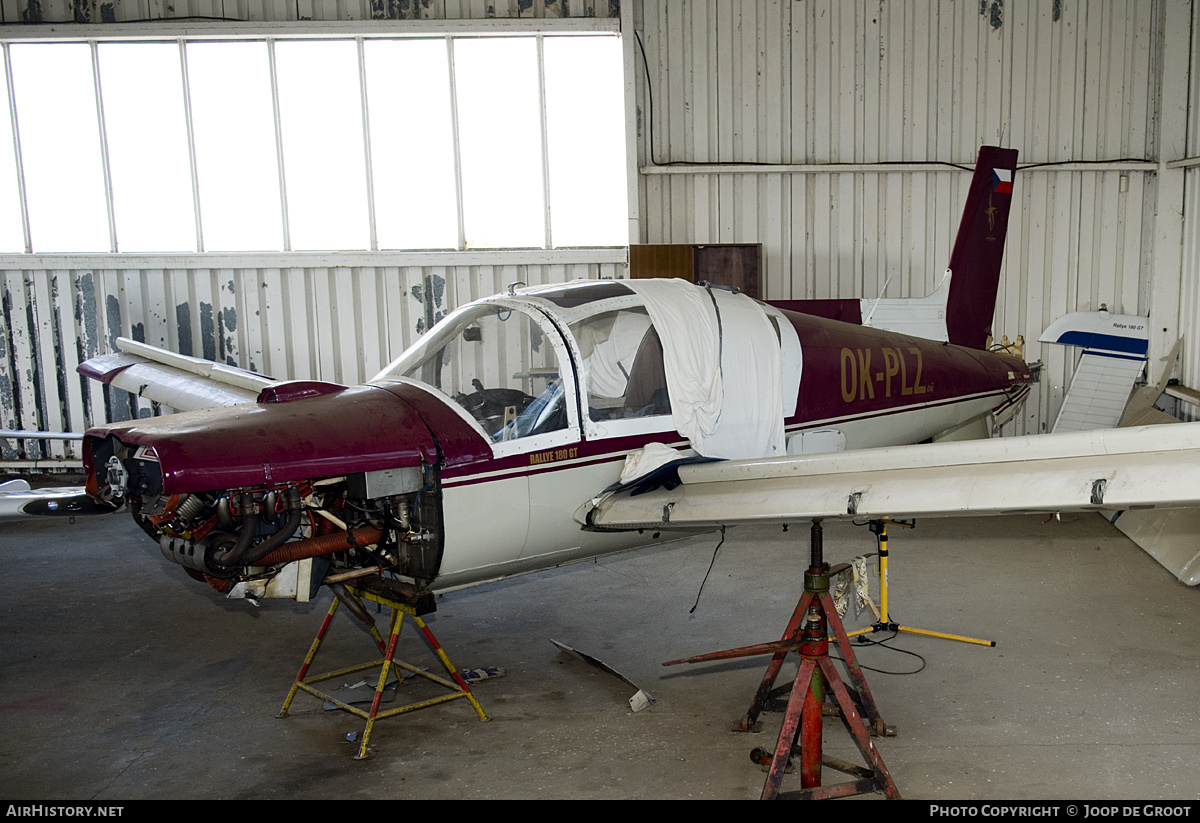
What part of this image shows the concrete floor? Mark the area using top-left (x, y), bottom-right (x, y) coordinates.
top-left (2, 505), bottom-right (1198, 800)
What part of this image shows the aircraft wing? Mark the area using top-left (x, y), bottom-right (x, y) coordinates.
top-left (579, 423), bottom-right (1200, 582)
top-left (0, 479), bottom-right (114, 522)
top-left (78, 337), bottom-right (276, 411)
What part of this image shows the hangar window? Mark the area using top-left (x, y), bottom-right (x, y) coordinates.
top-left (0, 32), bottom-right (627, 254)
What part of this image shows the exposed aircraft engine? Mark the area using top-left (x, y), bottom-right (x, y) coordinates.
top-left (87, 433), bottom-right (445, 597)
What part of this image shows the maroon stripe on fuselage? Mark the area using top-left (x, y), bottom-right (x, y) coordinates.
top-left (439, 430), bottom-right (687, 487)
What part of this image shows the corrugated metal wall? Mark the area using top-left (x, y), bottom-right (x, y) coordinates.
top-left (634, 0), bottom-right (1162, 436)
top-left (3, 0), bottom-right (1197, 468)
top-left (0, 254), bottom-right (620, 466)
top-left (1176, 0), bottom-right (1200, 420)
top-left (0, 0), bottom-right (619, 23)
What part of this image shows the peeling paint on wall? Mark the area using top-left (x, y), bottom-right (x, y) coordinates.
top-left (76, 272), bottom-right (97, 360)
top-left (0, 283), bottom-right (15, 458)
top-left (372, 0), bottom-right (424, 20)
top-left (430, 274), bottom-right (445, 310)
top-left (413, 274), bottom-right (447, 336)
top-left (199, 302), bottom-right (215, 362)
top-left (221, 305), bottom-right (237, 366)
top-left (980, 0), bottom-right (1004, 30)
top-left (49, 276), bottom-right (70, 438)
top-left (101, 293), bottom-right (134, 424)
top-left (22, 280), bottom-right (46, 457)
top-left (105, 294), bottom-right (122, 350)
top-left (22, 1), bottom-right (42, 24)
top-left (175, 303), bottom-right (193, 357)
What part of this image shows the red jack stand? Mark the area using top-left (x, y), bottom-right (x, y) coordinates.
top-left (666, 519), bottom-right (901, 800)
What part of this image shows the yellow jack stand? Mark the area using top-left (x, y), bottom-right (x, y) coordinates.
top-left (279, 578), bottom-right (488, 759)
top-left (845, 518), bottom-right (995, 648)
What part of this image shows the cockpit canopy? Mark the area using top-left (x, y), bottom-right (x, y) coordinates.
top-left (375, 284), bottom-right (671, 444)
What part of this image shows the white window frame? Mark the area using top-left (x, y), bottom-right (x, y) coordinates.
top-left (0, 17), bottom-right (637, 267)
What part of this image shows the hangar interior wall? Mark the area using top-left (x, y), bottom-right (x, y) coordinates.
top-left (0, 0), bottom-right (1196, 468)
top-left (633, 0), bottom-right (1167, 437)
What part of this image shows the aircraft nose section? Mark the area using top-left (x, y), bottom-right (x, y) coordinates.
top-left (85, 384), bottom-right (440, 494)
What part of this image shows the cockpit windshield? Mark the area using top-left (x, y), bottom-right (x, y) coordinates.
top-left (376, 286), bottom-right (674, 442)
top-left (378, 304), bottom-right (568, 442)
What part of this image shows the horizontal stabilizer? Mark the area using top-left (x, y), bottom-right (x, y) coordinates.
top-left (78, 337), bottom-right (275, 412)
top-left (114, 337), bottom-right (275, 393)
top-left (859, 273), bottom-right (950, 341)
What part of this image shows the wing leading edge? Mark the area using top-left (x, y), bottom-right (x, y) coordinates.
top-left (579, 422), bottom-right (1200, 583)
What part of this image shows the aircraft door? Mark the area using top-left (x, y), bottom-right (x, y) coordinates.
top-left (520, 306), bottom-right (679, 564)
top-left (394, 300), bottom-right (582, 578)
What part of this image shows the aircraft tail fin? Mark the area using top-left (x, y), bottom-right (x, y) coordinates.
top-left (944, 145), bottom-right (1018, 350)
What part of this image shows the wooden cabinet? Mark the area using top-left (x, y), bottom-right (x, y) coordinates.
top-left (628, 243), bottom-right (762, 299)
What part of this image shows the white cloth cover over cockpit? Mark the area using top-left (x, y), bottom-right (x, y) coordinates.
top-left (577, 310), bottom-right (653, 400)
top-left (625, 279), bottom-right (785, 459)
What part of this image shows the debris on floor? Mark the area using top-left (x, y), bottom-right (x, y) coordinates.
top-left (322, 675), bottom-right (401, 710)
top-left (550, 638), bottom-right (656, 712)
top-left (461, 666), bottom-right (506, 683)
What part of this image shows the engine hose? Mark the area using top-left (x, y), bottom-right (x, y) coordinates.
top-left (203, 574), bottom-right (234, 594)
top-left (255, 526), bottom-right (383, 566)
top-left (241, 487), bottom-right (304, 565)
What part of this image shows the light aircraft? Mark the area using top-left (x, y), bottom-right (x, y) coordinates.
top-left (76, 146), bottom-right (1042, 601)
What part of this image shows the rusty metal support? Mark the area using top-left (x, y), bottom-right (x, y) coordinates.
top-left (665, 518), bottom-right (900, 799)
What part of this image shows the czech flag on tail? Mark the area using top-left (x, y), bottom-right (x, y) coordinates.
top-left (993, 168), bottom-right (1013, 194)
